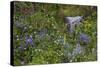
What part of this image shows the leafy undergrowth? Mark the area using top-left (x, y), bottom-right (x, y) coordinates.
top-left (13, 2), bottom-right (97, 66)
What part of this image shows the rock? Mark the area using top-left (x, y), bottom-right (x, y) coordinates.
top-left (64, 16), bottom-right (83, 33)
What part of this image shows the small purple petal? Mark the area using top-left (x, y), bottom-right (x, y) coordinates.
top-left (25, 35), bottom-right (34, 47)
top-left (79, 33), bottom-right (90, 44)
top-left (71, 43), bottom-right (83, 60)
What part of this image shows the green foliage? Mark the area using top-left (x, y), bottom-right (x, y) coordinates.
top-left (13, 2), bottom-right (97, 66)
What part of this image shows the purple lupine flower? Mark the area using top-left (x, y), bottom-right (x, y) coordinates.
top-left (79, 33), bottom-right (90, 44)
top-left (71, 43), bottom-right (83, 60)
top-left (72, 43), bottom-right (82, 56)
top-left (25, 35), bottom-right (34, 47)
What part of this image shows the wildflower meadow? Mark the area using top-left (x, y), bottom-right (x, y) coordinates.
top-left (11, 1), bottom-right (97, 66)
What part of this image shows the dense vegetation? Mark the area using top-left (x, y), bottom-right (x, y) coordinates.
top-left (12, 1), bottom-right (97, 66)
